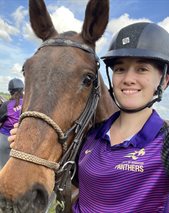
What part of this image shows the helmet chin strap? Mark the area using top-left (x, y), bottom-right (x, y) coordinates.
top-left (106, 64), bottom-right (168, 113)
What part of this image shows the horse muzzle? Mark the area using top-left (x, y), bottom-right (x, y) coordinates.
top-left (0, 184), bottom-right (48, 213)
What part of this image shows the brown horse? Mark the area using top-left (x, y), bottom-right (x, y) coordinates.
top-left (0, 0), bottom-right (116, 212)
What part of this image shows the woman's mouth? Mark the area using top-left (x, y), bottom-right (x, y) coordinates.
top-left (122, 89), bottom-right (141, 95)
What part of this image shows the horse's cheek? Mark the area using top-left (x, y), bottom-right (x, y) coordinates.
top-left (40, 167), bottom-right (55, 193)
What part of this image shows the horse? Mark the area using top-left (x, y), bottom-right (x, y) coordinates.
top-left (0, 0), bottom-right (116, 212)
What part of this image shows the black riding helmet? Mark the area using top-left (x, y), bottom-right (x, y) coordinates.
top-left (8, 78), bottom-right (24, 95)
top-left (101, 22), bottom-right (169, 113)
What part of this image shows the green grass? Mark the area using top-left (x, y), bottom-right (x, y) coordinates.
top-left (49, 203), bottom-right (56, 213)
top-left (47, 196), bottom-right (57, 213)
top-left (0, 92), bottom-right (10, 101)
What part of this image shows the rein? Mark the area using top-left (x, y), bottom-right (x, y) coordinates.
top-left (10, 38), bottom-right (100, 212)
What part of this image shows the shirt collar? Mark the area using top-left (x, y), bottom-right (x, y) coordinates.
top-left (95, 110), bottom-right (164, 148)
top-left (130, 110), bottom-right (164, 148)
top-left (95, 111), bottom-right (120, 139)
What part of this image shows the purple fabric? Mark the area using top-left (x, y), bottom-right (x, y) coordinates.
top-left (0, 99), bottom-right (23, 135)
top-left (164, 195), bottom-right (169, 213)
top-left (72, 110), bottom-right (169, 213)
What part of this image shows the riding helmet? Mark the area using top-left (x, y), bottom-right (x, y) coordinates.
top-left (102, 22), bottom-right (169, 73)
top-left (8, 78), bottom-right (24, 92)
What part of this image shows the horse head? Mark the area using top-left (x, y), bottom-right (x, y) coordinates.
top-left (0, 0), bottom-right (115, 212)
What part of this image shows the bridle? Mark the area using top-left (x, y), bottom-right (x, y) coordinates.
top-left (10, 38), bottom-right (100, 212)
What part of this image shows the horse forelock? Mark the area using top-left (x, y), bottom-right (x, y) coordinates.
top-left (59, 31), bottom-right (77, 37)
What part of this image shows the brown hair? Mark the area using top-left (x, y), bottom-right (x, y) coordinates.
top-left (10, 89), bottom-right (23, 107)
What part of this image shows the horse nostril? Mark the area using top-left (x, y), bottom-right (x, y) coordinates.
top-left (31, 185), bottom-right (49, 211)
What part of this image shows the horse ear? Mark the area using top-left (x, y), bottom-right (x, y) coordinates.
top-left (29, 0), bottom-right (57, 41)
top-left (81, 0), bottom-right (109, 44)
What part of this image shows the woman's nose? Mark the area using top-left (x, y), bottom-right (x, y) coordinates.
top-left (123, 69), bottom-right (136, 85)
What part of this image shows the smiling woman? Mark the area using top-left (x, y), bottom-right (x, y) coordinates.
top-left (111, 57), bottom-right (166, 110)
top-left (72, 22), bottom-right (169, 213)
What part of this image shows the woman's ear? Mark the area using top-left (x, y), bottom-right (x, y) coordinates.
top-left (163, 74), bottom-right (169, 89)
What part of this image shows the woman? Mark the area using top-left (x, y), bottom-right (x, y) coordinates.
top-left (9, 22), bottom-right (169, 212)
top-left (0, 78), bottom-right (24, 169)
top-left (71, 22), bottom-right (169, 212)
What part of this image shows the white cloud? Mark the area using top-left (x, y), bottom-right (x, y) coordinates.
top-left (22, 22), bottom-right (41, 44)
top-left (0, 76), bottom-right (11, 93)
top-left (96, 36), bottom-right (108, 55)
top-left (12, 6), bottom-right (28, 28)
top-left (0, 42), bottom-right (27, 64)
top-left (107, 13), bottom-right (151, 34)
top-left (158, 17), bottom-right (169, 33)
top-left (51, 6), bottom-right (82, 33)
top-left (0, 42), bottom-right (26, 92)
top-left (0, 18), bottom-right (19, 42)
top-left (22, 6), bottom-right (82, 44)
top-left (0, 30), bottom-right (11, 42)
top-left (11, 63), bottom-right (23, 77)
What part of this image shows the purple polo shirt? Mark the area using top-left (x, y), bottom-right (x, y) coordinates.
top-left (72, 110), bottom-right (169, 213)
top-left (0, 99), bottom-right (23, 136)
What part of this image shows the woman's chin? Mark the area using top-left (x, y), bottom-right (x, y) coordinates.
top-left (119, 103), bottom-right (144, 110)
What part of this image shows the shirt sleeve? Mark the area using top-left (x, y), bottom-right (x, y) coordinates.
top-left (0, 101), bottom-right (8, 123)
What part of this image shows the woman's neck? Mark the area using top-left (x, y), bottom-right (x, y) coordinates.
top-left (109, 108), bottom-right (153, 146)
top-left (118, 108), bottom-right (153, 129)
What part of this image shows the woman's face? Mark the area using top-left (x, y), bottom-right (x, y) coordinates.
top-left (111, 57), bottom-right (168, 110)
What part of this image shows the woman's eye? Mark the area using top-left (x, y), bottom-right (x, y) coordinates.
top-left (138, 67), bottom-right (148, 72)
top-left (113, 67), bottom-right (125, 73)
top-left (83, 75), bottom-right (94, 87)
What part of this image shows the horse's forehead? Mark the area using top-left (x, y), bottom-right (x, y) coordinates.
top-left (32, 48), bottom-right (90, 71)
top-left (29, 37), bottom-right (95, 70)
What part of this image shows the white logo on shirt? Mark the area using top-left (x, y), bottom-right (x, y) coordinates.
top-left (13, 105), bottom-right (22, 112)
top-left (85, 149), bottom-right (92, 154)
top-left (124, 148), bottom-right (145, 160)
top-left (114, 149), bottom-right (145, 173)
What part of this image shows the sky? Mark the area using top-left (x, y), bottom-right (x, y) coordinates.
top-left (0, 0), bottom-right (169, 119)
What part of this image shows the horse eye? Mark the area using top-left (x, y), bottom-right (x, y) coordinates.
top-left (22, 65), bottom-right (25, 76)
top-left (83, 75), bottom-right (94, 87)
